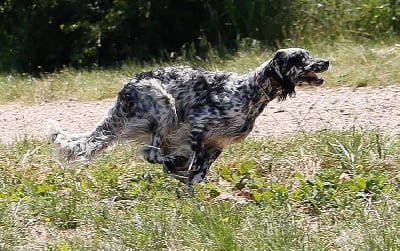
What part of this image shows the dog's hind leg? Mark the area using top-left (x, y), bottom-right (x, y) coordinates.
top-left (49, 78), bottom-right (181, 163)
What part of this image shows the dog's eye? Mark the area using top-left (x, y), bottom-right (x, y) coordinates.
top-left (298, 52), bottom-right (311, 64)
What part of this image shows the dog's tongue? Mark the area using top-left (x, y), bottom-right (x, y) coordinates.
top-left (297, 72), bottom-right (324, 84)
top-left (305, 72), bottom-right (318, 79)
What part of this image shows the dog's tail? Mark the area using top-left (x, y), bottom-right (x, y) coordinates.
top-left (47, 106), bottom-right (126, 162)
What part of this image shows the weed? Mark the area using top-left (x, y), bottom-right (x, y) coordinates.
top-left (1, 42), bottom-right (400, 104)
top-left (0, 130), bottom-right (399, 249)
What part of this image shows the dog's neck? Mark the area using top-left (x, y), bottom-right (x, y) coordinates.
top-left (239, 73), bottom-right (272, 121)
top-left (253, 61), bottom-right (296, 102)
top-left (243, 63), bottom-right (292, 120)
top-left (252, 70), bottom-right (282, 102)
top-left (254, 73), bottom-right (275, 102)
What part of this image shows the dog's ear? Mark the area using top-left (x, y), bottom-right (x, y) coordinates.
top-left (259, 49), bottom-right (296, 100)
top-left (271, 50), bottom-right (291, 78)
top-left (270, 58), bottom-right (285, 81)
top-left (257, 53), bottom-right (286, 84)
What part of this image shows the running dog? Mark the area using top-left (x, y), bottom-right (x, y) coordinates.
top-left (48, 48), bottom-right (329, 184)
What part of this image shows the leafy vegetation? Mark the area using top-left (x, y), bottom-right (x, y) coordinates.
top-left (1, 41), bottom-right (400, 104)
top-left (1, 0), bottom-right (399, 72)
top-left (1, 2), bottom-right (399, 249)
top-left (0, 130), bottom-right (399, 249)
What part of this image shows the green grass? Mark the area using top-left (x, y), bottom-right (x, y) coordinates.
top-left (0, 41), bottom-right (399, 249)
top-left (0, 130), bottom-right (399, 250)
top-left (1, 41), bottom-right (400, 104)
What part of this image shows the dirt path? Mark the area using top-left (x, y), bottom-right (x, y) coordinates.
top-left (1, 86), bottom-right (399, 144)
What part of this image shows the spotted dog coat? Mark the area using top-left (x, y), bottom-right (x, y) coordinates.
top-left (49, 48), bottom-right (329, 184)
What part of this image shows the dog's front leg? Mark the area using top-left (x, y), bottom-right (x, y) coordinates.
top-left (188, 122), bottom-right (226, 184)
top-left (186, 123), bottom-right (207, 167)
top-left (188, 146), bottom-right (222, 184)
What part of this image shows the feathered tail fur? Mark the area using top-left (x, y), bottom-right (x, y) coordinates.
top-left (47, 105), bottom-right (127, 162)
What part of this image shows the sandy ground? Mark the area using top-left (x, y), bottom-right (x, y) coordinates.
top-left (0, 85), bottom-right (399, 144)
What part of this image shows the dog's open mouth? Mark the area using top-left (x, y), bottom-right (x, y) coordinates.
top-left (296, 72), bottom-right (324, 86)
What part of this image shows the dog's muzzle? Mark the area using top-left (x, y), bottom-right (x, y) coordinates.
top-left (297, 58), bottom-right (329, 86)
top-left (306, 58), bottom-right (330, 72)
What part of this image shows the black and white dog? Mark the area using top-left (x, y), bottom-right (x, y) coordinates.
top-left (49, 48), bottom-right (329, 184)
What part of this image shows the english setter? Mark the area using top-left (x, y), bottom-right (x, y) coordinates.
top-left (49, 48), bottom-right (329, 184)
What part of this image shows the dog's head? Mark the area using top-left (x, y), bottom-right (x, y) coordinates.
top-left (258, 48), bottom-right (329, 100)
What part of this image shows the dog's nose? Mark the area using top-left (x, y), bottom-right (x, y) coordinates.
top-left (306, 59), bottom-right (329, 71)
top-left (319, 59), bottom-right (329, 70)
top-left (325, 60), bottom-right (330, 70)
